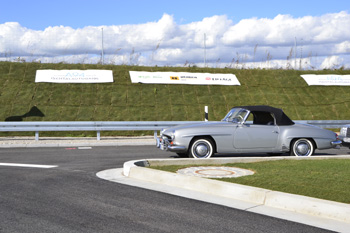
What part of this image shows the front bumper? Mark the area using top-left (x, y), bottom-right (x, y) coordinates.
top-left (156, 137), bottom-right (186, 152)
top-left (338, 135), bottom-right (350, 147)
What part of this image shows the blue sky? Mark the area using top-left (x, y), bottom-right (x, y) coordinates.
top-left (1, 0), bottom-right (349, 29)
top-left (1, 0), bottom-right (349, 69)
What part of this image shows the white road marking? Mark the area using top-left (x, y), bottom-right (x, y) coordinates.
top-left (78, 147), bottom-right (92, 150)
top-left (0, 163), bottom-right (58, 168)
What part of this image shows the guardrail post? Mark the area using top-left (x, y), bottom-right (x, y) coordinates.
top-left (205, 106), bottom-right (208, 121)
top-left (154, 130), bottom-right (157, 139)
top-left (97, 131), bottom-right (101, 141)
top-left (35, 131), bottom-right (39, 141)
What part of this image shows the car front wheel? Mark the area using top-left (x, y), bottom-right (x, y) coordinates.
top-left (290, 138), bottom-right (314, 157)
top-left (188, 138), bottom-right (214, 159)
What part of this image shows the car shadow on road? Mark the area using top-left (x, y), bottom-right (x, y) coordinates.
top-left (171, 150), bottom-right (341, 159)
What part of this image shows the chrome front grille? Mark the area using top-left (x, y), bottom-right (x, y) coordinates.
top-left (160, 135), bottom-right (171, 150)
top-left (347, 127), bottom-right (350, 137)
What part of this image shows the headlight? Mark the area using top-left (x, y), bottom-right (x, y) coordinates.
top-left (171, 130), bottom-right (176, 140)
top-left (340, 127), bottom-right (347, 136)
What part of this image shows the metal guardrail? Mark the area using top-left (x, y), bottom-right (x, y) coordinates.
top-left (0, 120), bottom-right (349, 141)
top-left (0, 121), bottom-right (198, 141)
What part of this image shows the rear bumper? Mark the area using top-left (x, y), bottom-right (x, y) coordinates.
top-left (331, 140), bottom-right (342, 146)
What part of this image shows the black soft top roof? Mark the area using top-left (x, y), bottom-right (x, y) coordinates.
top-left (233, 105), bottom-right (295, 126)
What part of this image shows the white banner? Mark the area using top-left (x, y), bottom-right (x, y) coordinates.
top-left (35, 70), bottom-right (113, 83)
top-left (129, 71), bottom-right (240, 86)
top-left (301, 74), bottom-right (350, 86)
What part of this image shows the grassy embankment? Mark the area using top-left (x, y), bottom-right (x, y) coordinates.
top-left (151, 159), bottom-right (350, 204)
top-left (1, 61), bottom-right (350, 136)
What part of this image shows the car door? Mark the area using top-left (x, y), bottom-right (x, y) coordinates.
top-left (233, 124), bottom-right (279, 149)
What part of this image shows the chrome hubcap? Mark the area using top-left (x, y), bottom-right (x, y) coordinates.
top-left (195, 144), bottom-right (209, 157)
top-left (296, 141), bottom-right (310, 156)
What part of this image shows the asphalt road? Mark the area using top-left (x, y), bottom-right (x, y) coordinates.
top-left (0, 145), bottom-right (344, 233)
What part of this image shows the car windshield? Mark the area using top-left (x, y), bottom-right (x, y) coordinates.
top-left (222, 108), bottom-right (249, 123)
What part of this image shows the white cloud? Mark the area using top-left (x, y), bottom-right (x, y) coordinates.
top-left (335, 41), bottom-right (350, 54)
top-left (320, 56), bottom-right (344, 69)
top-left (1, 12), bottom-right (350, 69)
top-left (181, 15), bottom-right (232, 48)
top-left (222, 12), bottom-right (350, 46)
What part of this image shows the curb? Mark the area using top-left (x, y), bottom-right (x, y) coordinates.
top-left (124, 156), bottom-right (350, 223)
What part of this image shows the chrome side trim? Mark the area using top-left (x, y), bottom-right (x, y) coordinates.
top-left (181, 133), bottom-right (232, 138)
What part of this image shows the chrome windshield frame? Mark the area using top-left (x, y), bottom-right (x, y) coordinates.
top-left (222, 108), bottom-right (251, 124)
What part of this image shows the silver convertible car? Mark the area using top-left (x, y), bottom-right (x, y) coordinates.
top-left (156, 105), bottom-right (341, 158)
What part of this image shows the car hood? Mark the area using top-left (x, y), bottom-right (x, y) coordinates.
top-left (161, 121), bottom-right (234, 136)
top-left (174, 121), bottom-right (233, 129)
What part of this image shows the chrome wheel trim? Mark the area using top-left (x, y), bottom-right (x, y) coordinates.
top-left (191, 139), bottom-right (213, 159)
top-left (293, 139), bottom-right (313, 156)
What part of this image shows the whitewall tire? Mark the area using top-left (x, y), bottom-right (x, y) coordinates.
top-left (188, 138), bottom-right (214, 159)
top-left (290, 138), bottom-right (314, 157)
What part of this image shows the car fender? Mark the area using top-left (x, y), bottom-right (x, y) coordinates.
top-left (279, 124), bottom-right (336, 151)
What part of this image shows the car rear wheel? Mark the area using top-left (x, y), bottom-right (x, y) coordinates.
top-left (188, 138), bottom-right (214, 159)
top-left (290, 138), bottom-right (314, 157)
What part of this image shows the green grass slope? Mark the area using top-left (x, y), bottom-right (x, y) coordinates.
top-left (0, 61), bottom-right (350, 136)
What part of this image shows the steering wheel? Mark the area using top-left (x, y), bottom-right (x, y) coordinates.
top-left (233, 115), bottom-right (244, 123)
